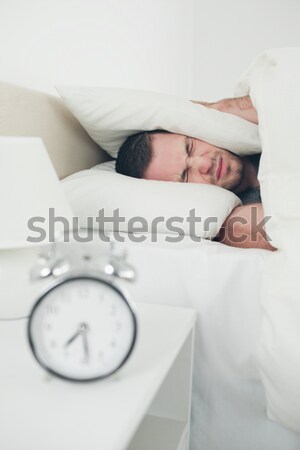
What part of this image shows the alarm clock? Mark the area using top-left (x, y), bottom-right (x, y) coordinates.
top-left (28, 243), bottom-right (137, 382)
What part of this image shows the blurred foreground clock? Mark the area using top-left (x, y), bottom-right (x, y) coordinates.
top-left (28, 243), bottom-right (137, 382)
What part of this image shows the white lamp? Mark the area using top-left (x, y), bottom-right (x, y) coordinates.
top-left (0, 137), bottom-right (74, 248)
top-left (0, 137), bottom-right (74, 318)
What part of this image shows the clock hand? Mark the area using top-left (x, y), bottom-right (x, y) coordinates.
top-left (64, 323), bottom-right (90, 350)
top-left (82, 330), bottom-right (90, 362)
top-left (64, 329), bottom-right (81, 347)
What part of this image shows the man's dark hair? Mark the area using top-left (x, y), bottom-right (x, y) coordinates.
top-left (116, 130), bottom-right (169, 178)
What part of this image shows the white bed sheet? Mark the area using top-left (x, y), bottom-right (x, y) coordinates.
top-left (235, 48), bottom-right (300, 432)
top-left (70, 235), bottom-right (300, 450)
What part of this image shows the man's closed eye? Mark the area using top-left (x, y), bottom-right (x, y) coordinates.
top-left (181, 137), bottom-right (193, 182)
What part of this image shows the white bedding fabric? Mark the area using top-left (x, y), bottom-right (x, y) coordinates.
top-left (57, 85), bottom-right (260, 158)
top-left (61, 163), bottom-right (241, 241)
top-left (67, 236), bottom-right (300, 449)
top-left (235, 48), bottom-right (300, 434)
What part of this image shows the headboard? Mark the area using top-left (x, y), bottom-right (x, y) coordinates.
top-left (0, 82), bottom-right (111, 179)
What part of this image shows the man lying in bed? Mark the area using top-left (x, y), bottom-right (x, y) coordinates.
top-left (116, 96), bottom-right (275, 251)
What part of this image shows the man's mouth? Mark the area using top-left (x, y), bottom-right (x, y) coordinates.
top-left (216, 157), bottom-right (222, 181)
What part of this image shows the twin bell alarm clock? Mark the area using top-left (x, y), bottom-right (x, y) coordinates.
top-left (27, 241), bottom-right (137, 382)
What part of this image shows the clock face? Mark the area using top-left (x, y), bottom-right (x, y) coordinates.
top-left (28, 276), bottom-right (137, 381)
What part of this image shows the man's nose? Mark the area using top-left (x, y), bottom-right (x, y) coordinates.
top-left (190, 155), bottom-right (213, 175)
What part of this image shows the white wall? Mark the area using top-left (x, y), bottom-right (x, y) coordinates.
top-left (192, 0), bottom-right (300, 101)
top-left (0, 0), bottom-right (194, 97)
top-left (1, 0), bottom-right (300, 100)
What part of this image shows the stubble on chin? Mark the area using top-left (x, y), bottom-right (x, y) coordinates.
top-left (223, 154), bottom-right (244, 192)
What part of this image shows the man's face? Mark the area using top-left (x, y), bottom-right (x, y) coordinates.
top-left (144, 133), bottom-right (244, 192)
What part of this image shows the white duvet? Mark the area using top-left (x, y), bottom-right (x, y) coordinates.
top-left (235, 48), bottom-right (300, 433)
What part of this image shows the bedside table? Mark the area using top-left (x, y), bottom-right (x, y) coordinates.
top-left (0, 302), bottom-right (196, 450)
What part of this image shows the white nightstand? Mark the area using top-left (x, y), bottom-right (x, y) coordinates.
top-left (0, 302), bottom-right (196, 450)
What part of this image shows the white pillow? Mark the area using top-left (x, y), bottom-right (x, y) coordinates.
top-left (56, 86), bottom-right (261, 158)
top-left (61, 162), bottom-right (241, 240)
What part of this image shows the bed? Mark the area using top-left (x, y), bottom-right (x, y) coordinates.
top-left (1, 64), bottom-right (300, 450)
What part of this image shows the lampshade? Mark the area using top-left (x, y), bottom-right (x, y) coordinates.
top-left (0, 137), bottom-right (74, 249)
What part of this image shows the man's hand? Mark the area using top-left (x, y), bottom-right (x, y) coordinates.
top-left (192, 95), bottom-right (258, 124)
top-left (215, 203), bottom-right (276, 251)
